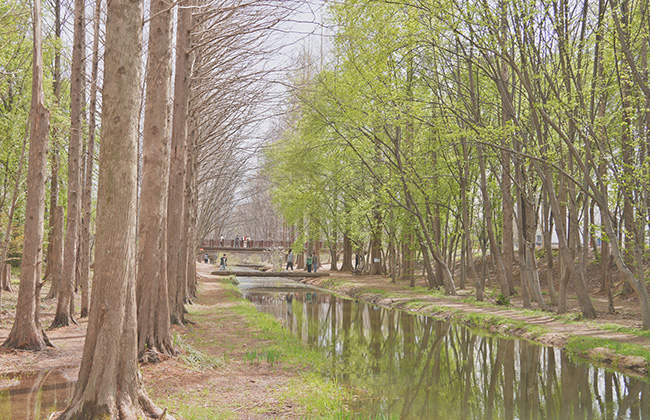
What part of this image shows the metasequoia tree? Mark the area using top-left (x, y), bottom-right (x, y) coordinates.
top-left (136, 0), bottom-right (175, 357)
top-left (44, 0), bottom-right (63, 293)
top-left (51, 0), bottom-right (85, 328)
top-left (167, 0), bottom-right (192, 325)
top-left (56, 0), bottom-right (167, 415)
top-left (78, 0), bottom-right (103, 319)
top-left (2, 0), bottom-right (52, 350)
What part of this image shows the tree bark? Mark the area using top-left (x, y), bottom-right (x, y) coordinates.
top-left (340, 233), bottom-right (352, 271)
top-left (78, 0), bottom-right (102, 319)
top-left (536, 162), bottom-right (596, 319)
top-left (2, 0), bottom-right (52, 350)
top-left (167, 0), bottom-right (193, 325)
top-left (477, 145), bottom-right (509, 296)
top-left (44, 0), bottom-right (62, 285)
top-left (184, 127), bottom-right (198, 301)
top-left (541, 195), bottom-right (558, 305)
top-left (51, 0), bottom-right (85, 328)
top-left (136, 0), bottom-right (175, 358)
top-left (56, 0), bottom-right (166, 415)
top-left (460, 139), bottom-right (481, 300)
top-left (368, 212), bottom-right (383, 275)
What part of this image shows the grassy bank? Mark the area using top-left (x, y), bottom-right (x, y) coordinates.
top-left (145, 277), bottom-right (350, 419)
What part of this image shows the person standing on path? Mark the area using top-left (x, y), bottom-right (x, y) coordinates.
top-left (306, 254), bottom-right (312, 273)
top-left (286, 249), bottom-right (294, 271)
top-left (312, 252), bottom-right (319, 273)
top-left (220, 254), bottom-right (227, 271)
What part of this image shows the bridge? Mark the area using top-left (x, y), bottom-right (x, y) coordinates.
top-left (200, 239), bottom-right (325, 252)
top-left (211, 269), bottom-right (328, 278)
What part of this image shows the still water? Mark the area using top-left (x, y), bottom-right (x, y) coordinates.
top-left (239, 276), bottom-right (650, 420)
top-left (0, 370), bottom-right (75, 420)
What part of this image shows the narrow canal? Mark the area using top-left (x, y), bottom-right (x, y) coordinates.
top-left (238, 276), bottom-right (650, 420)
top-left (1, 275), bottom-right (648, 419)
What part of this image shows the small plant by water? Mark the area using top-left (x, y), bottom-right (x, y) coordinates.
top-left (496, 293), bottom-right (510, 306)
top-left (245, 349), bottom-right (281, 366)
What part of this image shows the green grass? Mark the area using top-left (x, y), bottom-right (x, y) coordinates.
top-left (174, 332), bottom-right (229, 371)
top-left (155, 393), bottom-right (235, 420)
top-left (244, 349), bottom-right (281, 366)
top-left (566, 336), bottom-right (650, 370)
top-left (280, 375), bottom-right (351, 420)
top-left (203, 278), bottom-right (351, 416)
top-left (597, 323), bottom-right (650, 339)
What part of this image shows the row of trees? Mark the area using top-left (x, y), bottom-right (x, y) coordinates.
top-left (266, 0), bottom-right (650, 327)
top-left (0, 0), bottom-right (298, 417)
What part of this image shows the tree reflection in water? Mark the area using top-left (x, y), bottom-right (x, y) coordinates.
top-left (246, 289), bottom-right (650, 420)
top-left (0, 370), bottom-right (75, 420)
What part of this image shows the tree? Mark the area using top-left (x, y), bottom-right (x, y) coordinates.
top-left (167, 0), bottom-right (192, 325)
top-left (136, 0), bottom-right (175, 358)
top-left (51, 0), bottom-right (85, 328)
top-left (56, 0), bottom-right (166, 415)
top-left (2, 0), bottom-right (52, 350)
top-left (78, 0), bottom-right (103, 319)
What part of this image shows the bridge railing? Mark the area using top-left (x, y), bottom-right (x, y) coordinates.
top-left (200, 239), bottom-right (325, 250)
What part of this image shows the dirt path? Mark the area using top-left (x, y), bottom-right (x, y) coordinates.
top-left (143, 266), bottom-right (304, 419)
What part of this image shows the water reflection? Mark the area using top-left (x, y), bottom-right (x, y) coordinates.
top-left (245, 288), bottom-right (650, 420)
top-left (0, 370), bottom-right (75, 420)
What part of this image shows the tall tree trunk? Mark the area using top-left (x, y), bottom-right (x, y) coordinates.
top-left (136, 0), bottom-right (175, 358)
top-left (51, 0), bottom-right (85, 328)
top-left (185, 129), bottom-right (198, 300)
top-left (2, 0), bottom-right (52, 350)
top-left (167, 0), bottom-right (193, 325)
top-left (477, 145), bottom-right (509, 296)
top-left (340, 233), bottom-right (352, 271)
top-left (56, 0), bottom-right (166, 415)
top-left (542, 194), bottom-right (558, 305)
top-left (403, 234), bottom-right (416, 287)
top-left (48, 205), bottom-right (64, 303)
top-left (460, 139), bottom-right (481, 300)
top-left (536, 162), bottom-right (596, 319)
top-left (44, 0), bottom-right (62, 286)
top-left (78, 0), bottom-right (102, 319)
top-left (498, 0), bottom-right (515, 295)
top-left (368, 212), bottom-right (383, 275)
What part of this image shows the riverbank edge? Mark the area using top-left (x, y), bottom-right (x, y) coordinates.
top-left (300, 275), bottom-right (650, 379)
top-left (189, 275), bottom-right (351, 418)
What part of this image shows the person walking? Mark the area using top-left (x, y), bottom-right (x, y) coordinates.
top-left (203, 253), bottom-right (209, 263)
top-left (220, 235), bottom-right (224, 246)
top-left (312, 252), bottom-right (319, 273)
top-left (220, 253), bottom-right (228, 271)
top-left (235, 235), bottom-right (240, 247)
top-left (286, 249), bottom-right (294, 271)
top-left (306, 253), bottom-right (312, 273)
